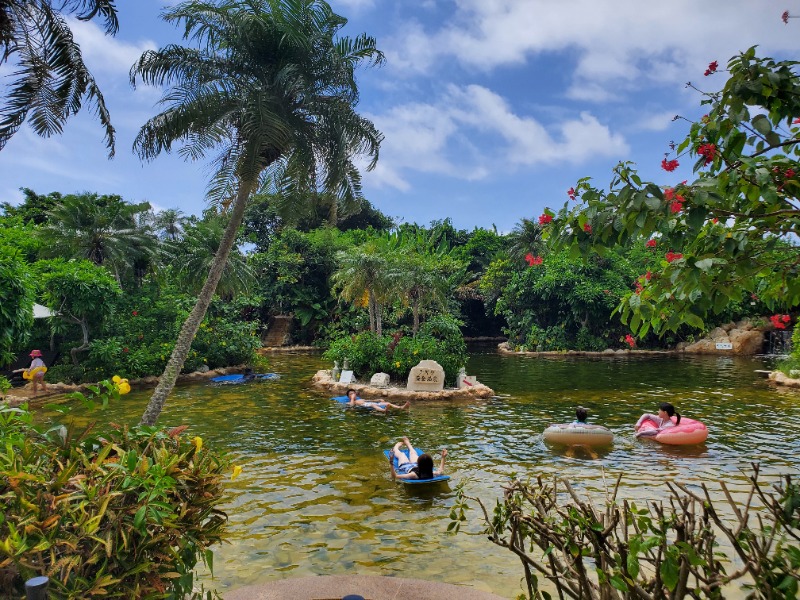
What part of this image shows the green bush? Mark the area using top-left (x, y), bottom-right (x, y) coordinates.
top-left (323, 315), bottom-right (468, 386)
top-left (0, 389), bottom-right (228, 598)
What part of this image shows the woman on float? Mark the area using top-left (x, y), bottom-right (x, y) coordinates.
top-left (634, 402), bottom-right (680, 438)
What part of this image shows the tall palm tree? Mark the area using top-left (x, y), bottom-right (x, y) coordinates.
top-left (0, 0), bottom-right (117, 154)
top-left (508, 218), bottom-right (545, 263)
top-left (332, 239), bottom-right (392, 336)
top-left (132, 0), bottom-right (383, 425)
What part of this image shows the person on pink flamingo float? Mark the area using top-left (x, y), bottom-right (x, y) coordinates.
top-left (634, 402), bottom-right (681, 438)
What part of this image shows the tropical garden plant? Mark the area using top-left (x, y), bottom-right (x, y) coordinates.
top-left (130, 0), bottom-right (384, 426)
top-left (0, 385), bottom-right (230, 598)
top-left (547, 49), bottom-right (799, 342)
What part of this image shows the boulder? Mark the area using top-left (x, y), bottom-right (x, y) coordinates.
top-left (407, 360), bottom-right (445, 392)
top-left (729, 329), bottom-right (764, 355)
top-left (370, 372), bottom-right (390, 388)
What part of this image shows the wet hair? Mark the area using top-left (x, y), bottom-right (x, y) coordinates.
top-left (416, 453), bottom-right (434, 480)
top-left (346, 388), bottom-right (356, 398)
top-left (575, 407), bottom-right (588, 423)
top-left (659, 402), bottom-right (681, 425)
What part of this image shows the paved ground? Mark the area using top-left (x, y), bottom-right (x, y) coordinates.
top-left (224, 576), bottom-right (507, 600)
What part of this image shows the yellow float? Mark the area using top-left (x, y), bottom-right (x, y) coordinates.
top-left (22, 366), bottom-right (47, 380)
top-left (112, 375), bottom-right (131, 395)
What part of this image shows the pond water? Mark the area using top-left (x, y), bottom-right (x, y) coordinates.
top-left (40, 351), bottom-right (800, 598)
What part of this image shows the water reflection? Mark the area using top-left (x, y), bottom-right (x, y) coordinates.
top-left (37, 352), bottom-right (800, 599)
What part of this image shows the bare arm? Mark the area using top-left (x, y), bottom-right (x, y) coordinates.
top-left (435, 448), bottom-right (448, 475)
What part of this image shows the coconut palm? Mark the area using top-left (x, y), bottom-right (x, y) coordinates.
top-left (0, 0), bottom-right (117, 154)
top-left (508, 218), bottom-right (545, 263)
top-left (132, 0), bottom-right (383, 425)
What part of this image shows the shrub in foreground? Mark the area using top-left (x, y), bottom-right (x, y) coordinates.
top-left (0, 388), bottom-right (228, 598)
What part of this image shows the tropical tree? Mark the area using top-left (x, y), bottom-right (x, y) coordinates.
top-left (36, 258), bottom-right (121, 365)
top-left (0, 247), bottom-right (35, 365)
top-left (153, 208), bottom-right (188, 242)
top-left (549, 49), bottom-right (800, 338)
top-left (131, 0), bottom-right (383, 425)
top-left (0, 0), bottom-right (117, 153)
top-left (39, 193), bottom-right (156, 284)
top-left (168, 217), bottom-right (254, 299)
top-left (508, 218), bottom-right (546, 263)
top-left (332, 238), bottom-right (392, 336)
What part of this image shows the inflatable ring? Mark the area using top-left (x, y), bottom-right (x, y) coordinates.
top-left (22, 366), bottom-right (47, 380)
top-left (637, 417), bottom-right (708, 445)
top-left (114, 377), bottom-right (131, 395)
top-left (543, 424), bottom-right (614, 447)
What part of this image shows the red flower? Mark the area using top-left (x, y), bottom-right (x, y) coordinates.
top-left (711, 218), bottom-right (719, 224)
top-left (704, 61), bottom-right (718, 76)
top-left (793, 118), bottom-right (800, 124)
top-left (525, 253), bottom-right (543, 267)
top-left (662, 158), bottom-right (680, 172)
top-left (782, 10), bottom-right (790, 24)
top-left (634, 282), bottom-right (643, 294)
top-left (646, 239), bottom-right (657, 248)
top-left (785, 168), bottom-right (795, 179)
top-left (645, 271), bottom-right (652, 281)
top-left (538, 213), bottom-right (553, 225)
top-left (132, 310), bottom-right (138, 316)
top-left (770, 314), bottom-right (789, 329)
top-left (665, 251), bottom-right (683, 263)
top-left (123, 347), bottom-right (129, 353)
top-left (583, 223), bottom-right (592, 233)
top-left (624, 334), bottom-right (636, 348)
top-left (670, 201), bottom-right (683, 214)
top-left (664, 187), bottom-right (675, 201)
top-left (697, 143), bottom-right (717, 165)
top-left (567, 187), bottom-right (577, 200)
top-left (603, 289), bottom-right (611, 295)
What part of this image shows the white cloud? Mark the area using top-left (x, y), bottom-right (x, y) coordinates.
top-left (365, 84), bottom-right (628, 190)
top-left (632, 110), bottom-right (681, 132)
top-left (67, 17), bottom-right (157, 76)
top-left (386, 0), bottom-right (800, 100)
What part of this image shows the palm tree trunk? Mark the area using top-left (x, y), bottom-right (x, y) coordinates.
top-left (368, 289), bottom-right (376, 333)
top-left (412, 296), bottom-right (420, 337)
top-left (376, 302), bottom-right (383, 337)
top-left (140, 182), bottom-right (253, 426)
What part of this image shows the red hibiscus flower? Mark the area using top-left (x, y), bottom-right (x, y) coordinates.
top-left (132, 310), bottom-right (138, 316)
top-left (664, 187), bottom-right (675, 201)
top-left (785, 168), bottom-right (795, 179)
top-left (770, 314), bottom-right (789, 329)
top-left (624, 334), bottom-right (636, 348)
top-left (567, 187), bottom-right (577, 200)
top-left (646, 239), bottom-right (657, 248)
top-left (525, 253), bottom-right (543, 267)
top-left (538, 213), bottom-right (553, 225)
top-left (645, 271), bottom-right (652, 281)
top-left (665, 251), bottom-right (683, 263)
top-left (712, 218), bottom-right (719, 224)
top-left (697, 143), bottom-right (717, 165)
top-left (704, 61), bottom-right (718, 76)
top-left (634, 281), bottom-right (643, 294)
top-left (662, 158), bottom-right (680, 172)
top-left (670, 201), bottom-right (683, 214)
top-left (782, 315), bottom-right (791, 323)
top-left (583, 223), bottom-right (592, 233)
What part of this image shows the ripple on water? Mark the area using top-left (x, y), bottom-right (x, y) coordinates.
top-left (37, 352), bottom-right (800, 599)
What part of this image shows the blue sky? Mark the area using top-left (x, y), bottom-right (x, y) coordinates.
top-left (1, 1), bottom-right (799, 231)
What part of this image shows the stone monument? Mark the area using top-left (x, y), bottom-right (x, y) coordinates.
top-left (407, 359), bottom-right (445, 392)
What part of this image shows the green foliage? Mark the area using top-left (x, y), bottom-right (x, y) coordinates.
top-left (550, 49), bottom-right (800, 336)
top-left (0, 247), bottom-right (35, 365)
top-left (0, 389), bottom-right (227, 598)
top-left (456, 470), bottom-right (800, 599)
top-left (37, 259), bottom-right (121, 325)
top-left (323, 314), bottom-right (467, 384)
top-left (0, 375), bottom-right (10, 397)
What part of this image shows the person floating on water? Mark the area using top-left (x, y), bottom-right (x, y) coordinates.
top-left (346, 388), bottom-right (410, 412)
top-left (570, 406), bottom-right (608, 429)
top-left (13, 349), bottom-right (48, 397)
top-left (635, 402), bottom-right (681, 438)
top-left (388, 436), bottom-right (447, 481)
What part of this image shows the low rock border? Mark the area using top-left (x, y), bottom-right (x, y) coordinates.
top-left (312, 370), bottom-right (495, 401)
top-left (257, 345), bottom-right (321, 353)
top-left (497, 341), bottom-right (676, 357)
top-left (769, 371), bottom-right (800, 389)
top-left (1, 365), bottom-right (247, 408)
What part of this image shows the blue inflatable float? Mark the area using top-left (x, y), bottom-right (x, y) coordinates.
top-left (383, 447), bottom-right (450, 485)
top-left (210, 373), bottom-right (280, 385)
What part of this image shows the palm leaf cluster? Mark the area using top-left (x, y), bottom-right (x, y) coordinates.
top-left (0, 0), bottom-right (117, 154)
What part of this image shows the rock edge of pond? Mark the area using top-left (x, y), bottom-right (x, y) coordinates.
top-left (311, 370), bottom-right (495, 401)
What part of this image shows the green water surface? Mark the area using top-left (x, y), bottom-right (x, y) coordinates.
top-left (40, 351), bottom-right (800, 598)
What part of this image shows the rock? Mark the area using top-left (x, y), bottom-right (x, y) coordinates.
top-left (370, 372), bottom-right (390, 388)
top-left (602, 349), bottom-right (616, 354)
top-left (729, 329), bottom-right (764, 355)
top-left (197, 364), bottom-right (210, 373)
top-left (407, 360), bottom-right (445, 392)
top-left (709, 327), bottom-right (729, 340)
top-left (721, 321), bottom-right (736, 332)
